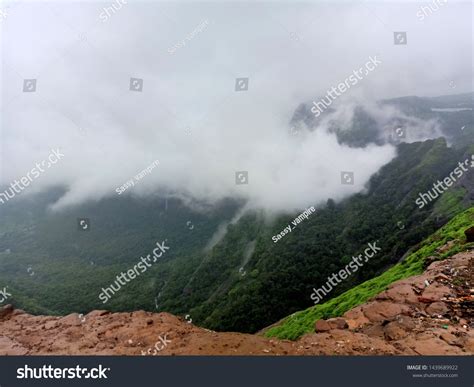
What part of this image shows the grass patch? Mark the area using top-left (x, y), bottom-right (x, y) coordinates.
top-left (433, 187), bottom-right (467, 218)
top-left (265, 207), bottom-right (474, 340)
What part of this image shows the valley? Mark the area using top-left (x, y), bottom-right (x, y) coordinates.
top-left (0, 92), bottom-right (473, 337)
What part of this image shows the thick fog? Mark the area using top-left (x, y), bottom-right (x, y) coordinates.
top-left (0, 0), bottom-right (472, 211)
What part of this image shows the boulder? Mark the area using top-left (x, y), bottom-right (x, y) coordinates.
top-left (326, 318), bottom-right (349, 330)
top-left (426, 301), bottom-right (449, 316)
top-left (384, 321), bottom-right (409, 341)
top-left (465, 226), bottom-right (474, 243)
top-left (314, 317), bottom-right (349, 332)
top-left (362, 302), bottom-right (409, 323)
top-left (314, 319), bottom-right (331, 332)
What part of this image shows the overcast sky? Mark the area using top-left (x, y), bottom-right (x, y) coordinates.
top-left (0, 0), bottom-right (472, 212)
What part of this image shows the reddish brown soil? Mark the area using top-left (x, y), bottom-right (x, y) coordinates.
top-left (0, 250), bottom-right (472, 356)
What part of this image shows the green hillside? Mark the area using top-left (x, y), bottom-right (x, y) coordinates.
top-left (180, 139), bottom-right (473, 333)
top-left (265, 207), bottom-right (474, 340)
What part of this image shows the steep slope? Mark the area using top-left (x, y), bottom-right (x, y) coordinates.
top-left (265, 208), bottom-right (474, 340)
top-left (182, 141), bottom-right (473, 333)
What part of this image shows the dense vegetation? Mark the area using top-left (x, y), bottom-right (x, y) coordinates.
top-left (0, 93), bottom-right (472, 334)
top-left (0, 194), bottom-right (240, 314)
top-left (181, 139), bottom-right (473, 332)
top-left (265, 207), bottom-right (474, 340)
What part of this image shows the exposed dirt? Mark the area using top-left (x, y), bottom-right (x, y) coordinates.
top-left (0, 250), bottom-right (472, 356)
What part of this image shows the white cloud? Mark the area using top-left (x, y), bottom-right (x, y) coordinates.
top-left (0, 1), bottom-right (470, 212)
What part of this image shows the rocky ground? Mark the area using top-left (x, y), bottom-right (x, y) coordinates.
top-left (0, 250), bottom-right (472, 356)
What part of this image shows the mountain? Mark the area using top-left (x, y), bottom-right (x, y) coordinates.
top-left (291, 92), bottom-right (473, 148)
top-left (1, 222), bottom-right (472, 355)
top-left (0, 92), bottom-right (473, 334)
top-left (178, 139), bottom-right (473, 333)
